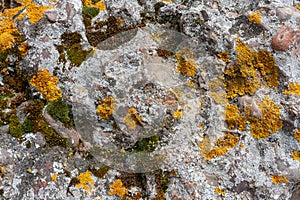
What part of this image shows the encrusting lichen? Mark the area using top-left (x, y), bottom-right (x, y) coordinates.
top-left (30, 69), bottom-right (62, 102)
top-left (294, 129), bottom-right (300, 143)
top-left (224, 104), bottom-right (246, 131)
top-left (108, 179), bottom-right (128, 199)
top-left (75, 171), bottom-right (95, 193)
top-left (248, 12), bottom-right (262, 24)
top-left (218, 52), bottom-right (229, 63)
top-left (224, 98), bottom-right (283, 139)
top-left (123, 107), bottom-right (143, 130)
top-left (271, 175), bottom-right (288, 184)
top-left (83, 0), bottom-right (106, 12)
top-left (198, 133), bottom-right (240, 160)
top-left (291, 151), bottom-right (300, 162)
top-left (224, 38), bottom-right (278, 99)
top-left (96, 96), bottom-right (117, 120)
top-left (0, 0), bottom-right (52, 50)
top-left (246, 98), bottom-right (282, 139)
top-left (175, 53), bottom-right (197, 78)
top-left (208, 76), bottom-right (228, 104)
top-left (283, 82), bottom-right (300, 96)
top-left (173, 110), bottom-right (182, 119)
top-left (215, 187), bottom-right (226, 195)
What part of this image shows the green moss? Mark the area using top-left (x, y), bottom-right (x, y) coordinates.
top-left (22, 118), bottom-right (33, 133)
top-left (9, 114), bottom-right (23, 138)
top-left (58, 32), bottom-right (91, 68)
top-left (47, 98), bottom-right (73, 128)
top-left (82, 6), bottom-right (99, 18)
top-left (131, 135), bottom-right (160, 152)
top-left (23, 100), bottom-right (69, 148)
top-left (153, 170), bottom-right (170, 200)
top-left (66, 43), bottom-right (92, 67)
top-left (90, 166), bottom-right (110, 178)
top-left (61, 32), bottom-right (82, 49)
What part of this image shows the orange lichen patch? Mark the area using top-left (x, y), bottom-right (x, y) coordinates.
top-left (208, 76), bottom-right (228, 104)
top-left (51, 173), bottom-right (58, 182)
top-left (96, 96), bottom-right (117, 120)
top-left (83, 0), bottom-right (106, 11)
top-left (248, 12), bottom-right (262, 24)
top-left (108, 179), bottom-right (128, 199)
top-left (224, 38), bottom-right (279, 99)
top-left (294, 129), bottom-right (300, 142)
top-left (186, 80), bottom-right (195, 87)
top-left (30, 69), bottom-right (62, 102)
top-left (224, 104), bottom-right (246, 131)
top-left (0, 0), bottom-right (52, 50)
top-left (218, 52), bottom-right (230, 62)
top-left (25, 2), bottom-right (53, 24)
top-left (0, 12), bottom-right (21, 50)
top-left (19, 41), bottom-right (28, 55)
top-left (123, 107), bottom-right (143, 130)
top-left (175, 53), bottom-right (197, 78)
top-left (76, 171), bottom-right (95, 192)
top-left (295, 4), bottom-right (300, 10)
top-left (246, 98), bottom-right (282, 139)
top-left (173, 110), bottom-right (182, 119)
top-left (199, 133), bottom-right (240, 160)
top-left (162, 0), bottom-right (174, 3)
top-left (215, 187), bottom-right (226, 195)
top-left (271, 175), bottom-right (288, 184)
top-left (291, 151), bottom-right (300, 162)
top-left (283, 82), bottom-right (300, 96)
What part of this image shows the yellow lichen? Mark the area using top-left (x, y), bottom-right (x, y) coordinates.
top-left (162, 0), bottom-right (174, 3)
top-left (208, 76), bottom-right (228, 104)
top-left (271, 175), bottom-right (288, 184)
top-left (248, 12), bottom-right (262, 24)
top-left (25, 2), bottom-right (53, 24)
top-left (291, 151), bottom-right (300, 162)
top-left (123, 107), bottom-right (143, 130)
top-left (246, 98), bottom-right (282, 139)
top-left (19, 41), bottom-right (28, 55)
top-left (108, 179), bottom-right (128, 199)
top-left (51, 173), bottom-right (58, 182)
top-left (0, 0), bottom-right (52, 50)
top-left (294, 129), bottom-right (300, 143)
top-left (0, 13), bottom-right (21, 50)
top-left (295, 4), bottom-right (300, 10)
top-left (215, 187), bottom-right (226, 195)
top-left (186, 80), bottom-right (195, 87)
top-left (30, 69), bottom-right (62, 102)
top-left (224, 38), bottom-right (278, 99)
top-left (224, 104), bottom-right (246, 131)
top-left (76, 171), bottom-right (95, 192)
top-left (199, 133), bottom-right (240, 160)
top-left (83, 0), bottom-right (106, 11)
top-left (173, 110), bottom-right (182, 119)
top-left (283, 82), bottom-right (300, 96)
top-left (175, 53), bottom-right (197, 78)
top-left (218, 52), bottom-right (230, 62)
top-left (96, 96), bottom-right (117, 120)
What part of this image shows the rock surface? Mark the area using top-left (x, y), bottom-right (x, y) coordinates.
top-left (0, 0), bottom-right (299, 199)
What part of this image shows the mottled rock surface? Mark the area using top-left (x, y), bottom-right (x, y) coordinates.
top-left (0, 0), bottom-right (299, 199)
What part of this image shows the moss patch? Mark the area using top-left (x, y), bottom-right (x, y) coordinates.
top-left (23, 100), bottom-right (69, 148)
top-left (57, 32), bottom-right (91, 69)
top-left (47, 99), bottom-right (73, 128)
top-left (82, 6), bottom-right (99, 18)
top-left (9, 114), bottom-right (23, 138)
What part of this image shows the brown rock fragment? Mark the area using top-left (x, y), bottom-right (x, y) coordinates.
top-left (271, 25), bottom-right (300, 51)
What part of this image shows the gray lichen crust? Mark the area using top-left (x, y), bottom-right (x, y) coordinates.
top-left (0, 0), bottom-right (299, 199)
